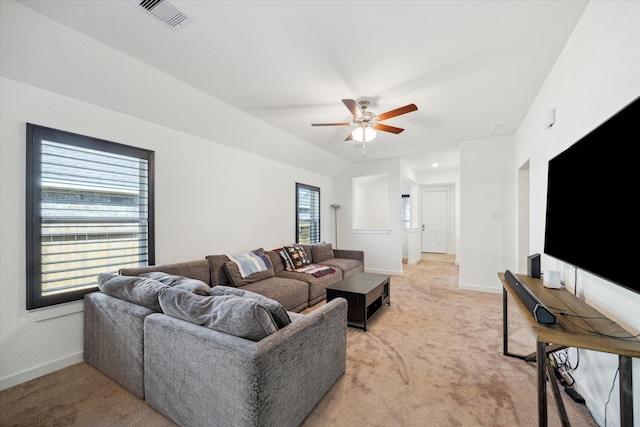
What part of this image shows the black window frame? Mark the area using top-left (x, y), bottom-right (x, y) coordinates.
top-left (295, 182), bottom-right (320, 244)
top-left (26, 124), bottom-right (155, 309)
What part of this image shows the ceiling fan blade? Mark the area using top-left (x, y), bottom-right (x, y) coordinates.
top-left (373, 123), bottom-right (405, 134)
top-left (344, 133), bottom-right (354, 141)
top-left (311, 123), bottom-right (351, 126)
top-left (342, 99), bottom-right (363, 119)
top-left (375, 104), bottom-right (418, 121)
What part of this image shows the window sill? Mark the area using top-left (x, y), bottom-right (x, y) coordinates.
top-left (351, 229), bottom-right (392, 235)
top-left (28, 300), bottom-right (84, 322)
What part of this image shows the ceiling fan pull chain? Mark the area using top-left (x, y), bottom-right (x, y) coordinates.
top-left (363, 134), bottom-right (367, 156)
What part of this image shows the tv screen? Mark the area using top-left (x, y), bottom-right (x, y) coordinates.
top-left (544, 95), bottom-right (639, 295)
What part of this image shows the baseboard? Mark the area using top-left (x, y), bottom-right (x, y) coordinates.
top-left (0, 352), bottom-right (83, 391)
top-left (407, 257), bottom-right (422, 265)
top-left (458, 283), bottom-right (502, 294)
top-left (365, 268), bottom-right (403, 277)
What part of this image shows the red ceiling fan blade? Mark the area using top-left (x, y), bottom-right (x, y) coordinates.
top-left (375, 104), bottom-right (418, 121)
top-left (373, 123), bottom-right (405, 134)
top-left (311, 123), bottom-right (352, 126)
top-left (342, 99), bottom-right (363, 119)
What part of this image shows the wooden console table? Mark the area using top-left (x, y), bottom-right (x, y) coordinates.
top-left (498, 272), bottom-right (640, 427)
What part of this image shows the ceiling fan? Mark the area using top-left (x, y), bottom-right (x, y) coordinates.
top-left (311, 99), bottom-right (418, 155)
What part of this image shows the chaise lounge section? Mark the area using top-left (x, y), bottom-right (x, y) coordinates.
top-left (84, 243), bottom-right (362, 426)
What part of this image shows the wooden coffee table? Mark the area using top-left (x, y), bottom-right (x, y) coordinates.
top-left (326, 273), bottom-right (390, 331)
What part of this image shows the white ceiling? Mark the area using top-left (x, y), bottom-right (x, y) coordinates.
top-left (17, 0), bottom-right (589, 174)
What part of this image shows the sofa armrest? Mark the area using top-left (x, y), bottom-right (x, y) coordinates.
top-left (143, 297), bottom-right (348, 427)
top-left (333, 249), bottom-right (364, 267)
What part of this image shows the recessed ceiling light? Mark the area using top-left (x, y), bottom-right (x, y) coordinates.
top-left (432, 163), bottom-right (439, 168)
top-left (490, 125), bottom-right (502, 131)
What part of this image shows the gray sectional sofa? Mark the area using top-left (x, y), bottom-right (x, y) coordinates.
top-left (84, 243), bottom-right (363, 427)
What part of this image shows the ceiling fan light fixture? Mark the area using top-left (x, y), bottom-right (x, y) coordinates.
top-left (352, 126), bottom-right (376, 142)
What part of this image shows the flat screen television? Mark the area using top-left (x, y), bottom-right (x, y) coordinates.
top-left (543, 95), bottom-right (640, 295)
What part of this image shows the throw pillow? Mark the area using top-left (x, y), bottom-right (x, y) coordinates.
top-left (158, 287), bottom-right (279, 341)
top-left (98, 273), bottom-right (168, 312)
top-left (140, 272), bottom-right (211, 296)
top-left (210, 285), bottom-right (291, 328)
top-left (312, 243), bottom-right (334, 263)
top-left (223, 262), bottom-right (274, 287)
top-left (277, 249), bottom-right (295, 271)
top-left (280, 244), bottom-right (311, 270)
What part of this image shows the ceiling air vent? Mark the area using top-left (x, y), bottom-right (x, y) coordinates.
top-left (134, 0), bottom-right (192, 29)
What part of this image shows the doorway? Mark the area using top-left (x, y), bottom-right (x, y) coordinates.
top-left (421, 189), bottom-right (448, 253)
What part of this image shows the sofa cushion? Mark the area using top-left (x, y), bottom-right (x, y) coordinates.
top-left (320, 257), bottom-right (363, 278)
top-left (239, 276), bottom-right (309, 313)
top-left (266, 250), bottom-right (286, 274)
top-left (301, 244), bottom-right (315, 263)
top-left (205, 254), bottom-right (232, 286)
top-left (98, 273), bottom-right (168, 312)
top-left (158, 287), bottom-right (278, 341)
top-left (119, 259), bottom-right (211, 286)
top-left (281, 244), bottom-right (312, 270)
top-left (312, 243), bottom-right (335, 263)
top-left (210, 285), bottom-right (291, 328)
top-left (276, 268), bottom-right (342, 306)
top-left (139, 272), bottom-right (211, 296)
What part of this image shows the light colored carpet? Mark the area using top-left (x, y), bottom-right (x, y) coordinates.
top-left (0, 254), bottom-right (597, 426)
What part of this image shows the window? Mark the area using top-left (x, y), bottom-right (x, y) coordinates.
top-left (26, 124), bottom-right (154, 309)
top-left (402, 194), bottom-right (411, 228)
top-left (296, 183), bottom-right (320, 244)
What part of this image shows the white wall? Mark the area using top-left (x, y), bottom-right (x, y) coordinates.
top-left (0, 3), bottom-right (337, 390)
top-left (352, 174), bottom-right (389, 229)
top-left (515, 2), bottom-right (640, 426)
top-left (334, 159), bottom-right (403, 276)
top-left (458, 135), bottom-right (516, 293)
top-left (401, 161), bottom-right (422, 265)
top-left (0, 1), bottom-right (349, 178)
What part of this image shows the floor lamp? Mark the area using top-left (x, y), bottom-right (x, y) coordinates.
top-left (330, 204), bottom-right (341, 248)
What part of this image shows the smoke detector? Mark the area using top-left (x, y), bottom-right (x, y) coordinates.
top-left (133, 0), bottom-right (192, 29)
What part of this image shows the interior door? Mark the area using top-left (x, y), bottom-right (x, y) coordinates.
top-left (421, 190), bottom-right (447, 253)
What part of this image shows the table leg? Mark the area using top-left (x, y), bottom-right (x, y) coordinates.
top-left (503, 288), bottom-right (509, 356)
top-left (619, 355), bottom-right (633, 427)
top-left (537, 341), bottom-right (548, 427)
top-left (545, 354), bottom-right (570, 427)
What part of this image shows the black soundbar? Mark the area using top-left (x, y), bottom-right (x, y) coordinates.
top-left (505, 270), bottom-right (557, 326)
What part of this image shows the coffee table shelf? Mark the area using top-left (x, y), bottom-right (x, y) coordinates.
top-left (326, 273), bottom-right (390, 331)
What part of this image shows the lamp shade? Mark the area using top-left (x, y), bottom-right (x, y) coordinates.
top-left (352, 126), bottom-right (376, 142)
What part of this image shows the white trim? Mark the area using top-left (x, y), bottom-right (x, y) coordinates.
top-left (28, 300), bottom-right (84, 322)
top-left (365, 268), bottom-right (403, 276)
top-left (351, 229), bottom-right (391, 235)
top-left (458, 283), bottom-right (502, 294)
top-left (0, 352), bottom-right (83, 391)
